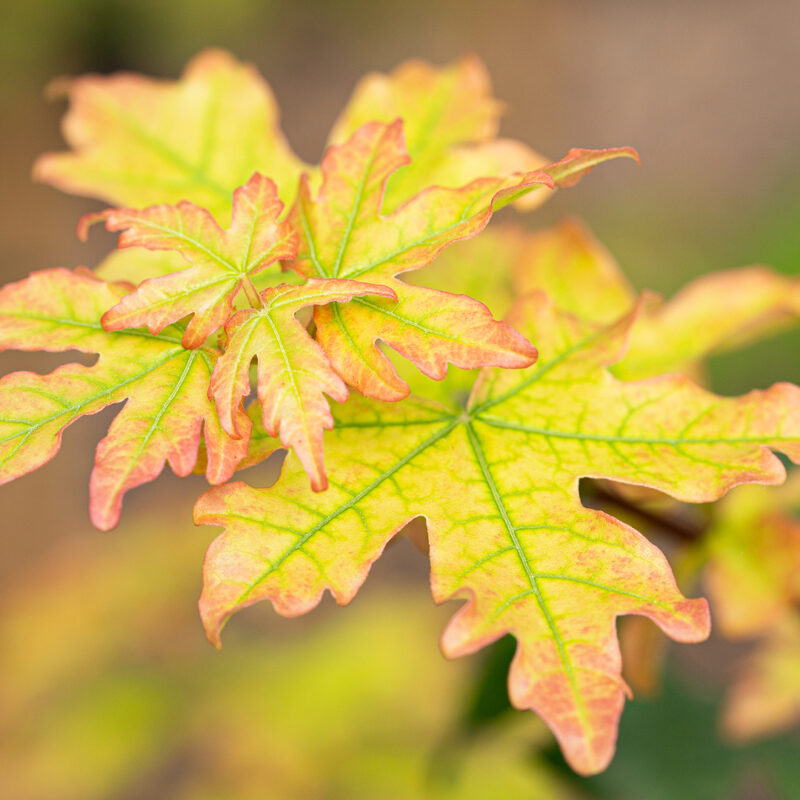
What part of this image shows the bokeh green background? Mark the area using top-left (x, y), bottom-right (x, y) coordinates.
top-left (1, 2), bottom-right (798, 798)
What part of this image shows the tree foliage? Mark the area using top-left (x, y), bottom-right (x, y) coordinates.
top-left (0, 50), bottom-right (797, 776)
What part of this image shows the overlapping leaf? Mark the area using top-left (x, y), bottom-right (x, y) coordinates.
top-left (195, 291), bottom-right (800, 774)
top-left (505, 219), bottom-right (800, 381)
top-left (409, 219), bottom-right (800, 383)
top-left (79, 173), bottom-right (297, 348)
top-left (34, 49), bottom-right (307, 218)
top-left (722, 614), bottom-right (800, 742)
top-left (288, 118), bottom-right (636, 400)
top-left (703, 475), bottom-right (800, 638)
top-left (36, 52), bottom-right (557, 287)
top-left (211, 279), bottom-right (396, 491)
top-left (0, 269), bottom-right (248, 530)
top-left (328, 55), bottom-right (548, 211)
top-left (617, 266), bottom-right (800, 381)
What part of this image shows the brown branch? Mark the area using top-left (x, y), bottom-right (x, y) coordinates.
top-left (582, 481), bottom-right (707, 542)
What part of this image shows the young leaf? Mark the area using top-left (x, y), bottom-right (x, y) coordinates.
top-left (34, 49), bottom-right (307, 218)
top-left (328, 55), bottom-right (548, 211)
top-left (79, 173), bottom-right (298, 348)
top-left (194, 293), bottom-right (800, 775)
top-left (722, 615), bottom-right (800, 742)
top-left (211, 279), bottom-right (396, 491)
top-left (288, 118), bottom-right (636, 400)
top-left (0, 269), bottom-right (248, 531)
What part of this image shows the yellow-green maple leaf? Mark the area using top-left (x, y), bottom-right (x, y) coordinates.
top-left (79, 173), bottom-right (297, 348)
top-left (34, 49), bottom-right (307, 219)
top-left (616, 265), bottom-right (800, 380)
top-left (327, 55), bottom-right (548, 212)
top-left (0, 269), bottom-right (248, 530)
top-left (195, 293), bottom-right (800, 774)
top-left (288, 118), bottom-right (636, 400)
top-left (504, 218), bottom-right (800, 380)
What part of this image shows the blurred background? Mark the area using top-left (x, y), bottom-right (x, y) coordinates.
top-left (1, 1), bottom-right (799, 798)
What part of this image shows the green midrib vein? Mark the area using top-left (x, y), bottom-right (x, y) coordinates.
top-left (463, 420), bottom-right (591, 737)
top-left (101, 100), bottom-right (231, 200)
top-left (233, 417), bottom-right (460, 605)
top-left (476, 416), bottom-right (794, 446)
top-left (0, 349), bottom-right (194, 459)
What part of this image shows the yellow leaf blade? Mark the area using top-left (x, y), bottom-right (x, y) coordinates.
top-left (329, 55), bottom-right (549, 211)
top-left (34, 49), bottom-right (307, 218)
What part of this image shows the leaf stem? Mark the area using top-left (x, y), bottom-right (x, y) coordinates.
top-left (243, 277), bottom-right (264, 309)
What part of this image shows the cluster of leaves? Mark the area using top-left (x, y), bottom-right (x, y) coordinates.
top-left (2, 50), bottom-right (799, 776)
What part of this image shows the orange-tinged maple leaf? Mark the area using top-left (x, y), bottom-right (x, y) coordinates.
top-left (503, 219), bottom-right (800, 381)
top-left (722, 614), bottom-right (800, 742)
top-left (288, 119), bottom-right (636, 400)
top-left (78, 173), bottom-right (298, 348)
top-left (328, 55), bottom-right (549, 212)
top-left (410, 219), bottom-right (800, 394)
top-left (703, 474), bottom-right (800, 638)
top-left (0, 269), bottom-right (248, 530)
top-left (211, 279), bottom-right (396, 491)
top-left (34, 49), bottom-right (307, 218)
top-left (194, 292), bottom-right (800, 774)
top-left (616, 265), bottom-right (800, 380)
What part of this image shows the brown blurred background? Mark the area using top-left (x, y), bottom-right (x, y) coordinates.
top-left (1, 2), bottom-right (799, 798)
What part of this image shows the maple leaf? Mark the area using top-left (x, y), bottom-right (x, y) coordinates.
top-left (703, 474), bottom-right (800, 638)
top-left (211, 279), bottom-right (397, 491)
top-left (617, 265), bottom-right (800, 380)
top-left (34, 50), bottom-right (307, 218)
top-left (288, 118), bottom-right (637, 400)
top-left (505, 218), bottom-right (800, 381)
top-left (78, 173), bottom-right (297, 349)
top-left (0, 269), bottom-right (248, 531)
top-left (328, 55), bottom-right (548, 212)
top-left (722, 614), bottom-right (800, 742)
top-left (36, 51), bottom-right (545, 220)
top-left (195, 292), bottom-right (800, 774)
top-left (512, 218), bottom-right (636, 325)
